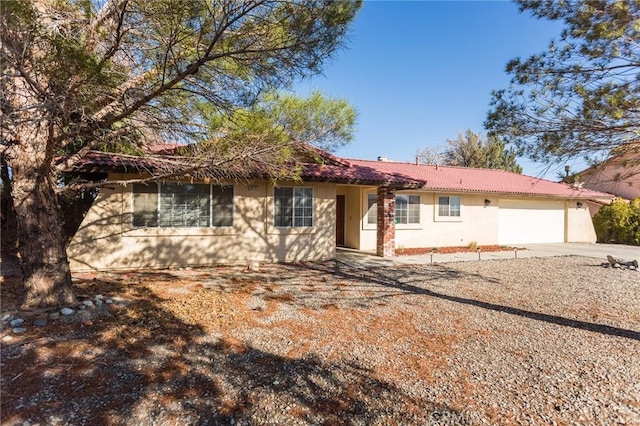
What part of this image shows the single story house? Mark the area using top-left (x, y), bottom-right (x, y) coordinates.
top-left (66, 149), bottom-right (611, 271)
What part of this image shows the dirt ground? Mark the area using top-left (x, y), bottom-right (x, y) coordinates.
top-left (1, 258), bottom-right (639, 425)
top-left (397, 245), bottom-right (521, 256)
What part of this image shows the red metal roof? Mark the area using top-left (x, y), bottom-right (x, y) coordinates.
top-left (301, 162), bottom-right (424, 187)
top-left (68, 151), bottom-right (425, 186)
top-left (345, 159), bottom-right (612, 199)
top-left (68, 151), bottom-right (188, 173)
top-left (66, 150), bottom-right (613, 199)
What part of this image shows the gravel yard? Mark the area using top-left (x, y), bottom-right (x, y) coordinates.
top-left (1, 256), bottom-right (639, 425)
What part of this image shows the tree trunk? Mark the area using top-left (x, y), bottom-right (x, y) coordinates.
top-left (11, 162), bottom-right (77, 309)
top-left (1, 156), bottom-right (18, 258)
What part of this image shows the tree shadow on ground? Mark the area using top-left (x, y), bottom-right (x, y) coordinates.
top-left (0, 271), bottom-right (475, 425)
top-left (295, 260), bottom-right (640, 341)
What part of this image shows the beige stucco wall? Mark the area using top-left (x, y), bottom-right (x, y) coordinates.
top-left (586, 200), bottom-right (604, 217)
top-left (581, 156), bottom-right (640, 200)
top-left (68, 175), bottom-right (336, 271)
top-left (358, 190), bottom-right (500, 251)
top-left (354, 190), bottom-right (597, 251)
top-left (396, 193), bottom-right (500, 249)
top-left (566, 202), bottom-right (598, 243)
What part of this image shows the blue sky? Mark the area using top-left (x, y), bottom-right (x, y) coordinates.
top-left (294, 1), bottom-right (574, 179)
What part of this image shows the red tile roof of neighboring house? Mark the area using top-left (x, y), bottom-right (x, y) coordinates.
top-left (143, 141), bottom-right (184, 154)
top-left (345, 159), bottom-right (612, 199)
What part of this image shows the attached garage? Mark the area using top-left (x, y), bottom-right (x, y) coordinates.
top-left (66, 150), bottom-right (607, 270)
top-left (498, 199), bottom-right (565, 244)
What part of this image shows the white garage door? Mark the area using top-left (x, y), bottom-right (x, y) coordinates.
top-left (498, 199), bottom-right (565, 244)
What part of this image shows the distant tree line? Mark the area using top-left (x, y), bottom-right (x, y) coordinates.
top-left (417, 130), bottom-right (522, 173)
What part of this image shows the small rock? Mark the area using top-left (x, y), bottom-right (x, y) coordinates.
top-left (95, 294), bottom-right (104, 300)
top-left (82, 300), bottom-right (94, 308)
top-left (1, 314), bottom-right (12, 322)
top-left (48, 312), bottom-right (60, 320)
top-left (2, 335), bottom-right (13, 342)
top-left (106, 299), bottom-right (114, 304)
top-left (94, 299), bottom-right (103, 307)
top-left (12, 327), bottom-right (27, 334)
top-left (607, 255), bottom-right (626, 265)
top-left (613, 263), bottom-right (621, 269)
top-left (60, 308), bottom-right (75, 316)
top-left (9, 318), bottom-right (24, 327)
top-left (78, 304), bottom-right (87, 310)
top-left (33, 319), bottom-right (47, 327)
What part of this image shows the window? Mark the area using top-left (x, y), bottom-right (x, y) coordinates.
top-left (366, 193), bottom-right (420, 225)
top-left (132, 183), bottom-right (233, 228)
top-left (367, 194), bottom-right (377, 224)
top-left (159, 182), bottom-right (210, 227)
top-left (274, 187), bottom-right (313, 227)
top-left (396, 195), bottom-right (420, 224)
top-left (211, 186), bottom-right (234, 227)
top-left (438, 196), bottom-right (461, 217)
top-left (132, 183), bottom-right (159, 228)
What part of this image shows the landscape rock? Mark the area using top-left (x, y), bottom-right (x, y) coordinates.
top-left (12, 327), bottom-right (26, 334)
top-left (95, 299), bottom-right (103, 307)
top-left (1, 314), bottom-right (12, 322)
top-left (33, 319), bottom-right (48, 327)
top-left (95, 294), bottom-right (104, 300)
top-left (106, 298), bottom-right (114, 304)
top-left (48, 312), bottom-right (60, 320)
top-left (78, 304), bottom-right (87, 310)
top-left (606, 255), bottom-right (639, 270)
top-left (60, 308), bottom-right (75, 316)
top-left (2, 335), bottom-right (12, 342)
top-left (9, 318), bottom-right (24, 327)
top-left (607, 255), bottom-right (625, 265)
top-left (82, 300), bottom-right (95, 308)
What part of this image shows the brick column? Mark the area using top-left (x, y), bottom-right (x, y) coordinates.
top-left (376, 186), bottom-right (396, 257)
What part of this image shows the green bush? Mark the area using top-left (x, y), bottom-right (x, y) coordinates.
top-left (593, 197), bottom-right (640, 245)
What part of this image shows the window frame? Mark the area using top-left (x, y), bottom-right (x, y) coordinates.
top-left (364, 191), bottom-right (422, 229)
top-left (131, 182), bottom-right (234, 228)
top-left (366, 193), bottom-right (378, 225)
top-left (158, 181), bottom-right (212, 228)
top-left (273, 186), bottom-right (314, 228)
top-left (435, 195), bottom-right (462, 222)
top-left (395, 194), bottom-right (421, 226)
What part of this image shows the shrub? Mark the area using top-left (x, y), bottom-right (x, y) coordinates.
top-left (593, 197), bottom-right (640, 245)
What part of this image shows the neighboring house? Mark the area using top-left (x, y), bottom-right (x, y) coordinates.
top-left (577, 151), bottom-right (640, 201)
top-left (66, 150), bottom-right (610, 271)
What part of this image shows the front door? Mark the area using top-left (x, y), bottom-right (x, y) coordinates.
top-left (336, 195), bottom-right (345, 246)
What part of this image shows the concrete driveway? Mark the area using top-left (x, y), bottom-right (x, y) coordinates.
top-left (336, 243), bottom-right (640, 267)
top-left (520, 242), bottom-right (640, 261)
